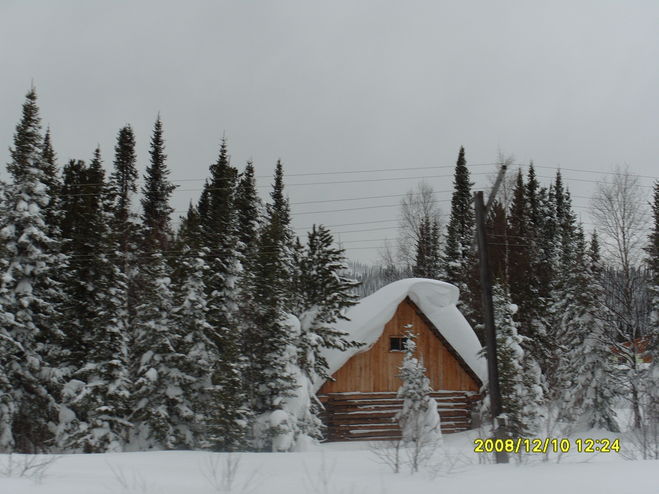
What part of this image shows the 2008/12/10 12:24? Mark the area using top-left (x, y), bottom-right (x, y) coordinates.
top-left (473, 438), bottom-right (621, 454)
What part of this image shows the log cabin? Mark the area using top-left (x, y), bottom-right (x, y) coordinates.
top-left (315, 278), bottom-right (485, 441)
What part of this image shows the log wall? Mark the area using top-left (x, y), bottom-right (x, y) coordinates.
top-left (319, 391), bottom-right (480, 441)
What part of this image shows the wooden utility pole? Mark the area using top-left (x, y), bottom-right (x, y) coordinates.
top-left (474, 189), bottom-right (509, 464)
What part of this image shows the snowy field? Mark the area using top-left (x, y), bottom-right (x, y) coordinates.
top-left (1, 430), bottom-right (655, 494)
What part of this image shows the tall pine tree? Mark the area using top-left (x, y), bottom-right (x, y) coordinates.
top-left (413, 215), bottom-right (441, 279)
top-left (559, 227), bottom-right (618, 431)
top-left (130, 117), bottom-right (188, 449)
top-left (442, 147), bottom-right (477, 324)
top-left (234, 160), bottom-right (261, 262)
top-left (60, 149), bottom-right (132, 452)
top-left (0, 88), bottom-right (63, 452)
top-left (108, 124), bottom-right (140, 340)
top-left (482, 283), bottom-right (543, 438)
top-left (293, 225), bottom-right (360, 382)
top-left (243, 160), bottom-right (299, 450)
top-left (198, 138), bottom-right (248, 450)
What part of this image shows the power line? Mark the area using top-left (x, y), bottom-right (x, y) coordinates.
top-left (254, 162), bottom-right (499, 178)
top-left (45, 161), bottom-right (659, 189)
top-left (293, 190), bottom-right (452, 205)
top-left (294, 219), bottom-right (398, 230)
top-left (334, 226), bottom-right (403, 235)
top-left (536, 174), bottom-right (654, 188)
top-left (292, 200), bottom-right (452, 216)
top-left (290, 201), bottom-right (596, 217)
top-left (49, 163), bottom-right (657, 198)
top-left (520, 164), bottom-right (658, 181)
top-left (51, 173), bottom-right (476, 198)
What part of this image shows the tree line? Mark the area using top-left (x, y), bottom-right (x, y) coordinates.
top-left (396, 147), bottom-right (657, 448)
top-left (0, 88), bottom-right (360, 454)
top-left (1, 87), bottom-right (656, 457)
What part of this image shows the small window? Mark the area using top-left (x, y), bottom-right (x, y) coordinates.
top-left (390, 336), bottom-right (409, 352)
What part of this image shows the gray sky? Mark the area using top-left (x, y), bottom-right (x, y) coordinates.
top-left (1, 0), bottom-right (657, 263)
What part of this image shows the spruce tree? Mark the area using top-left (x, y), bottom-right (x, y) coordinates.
top-left (40, 127), bottom-right (62, 236)
top-left (396, 332), bottom-right (440, 472)
top-left (141, 116), bottom-right (176, 252)
top-left (0, 88), bottom-right (63, 452)
top-left (537, 183), bottom-right (558, 299)
top-left (521, 164), bottom-right (549, 369)
top-left (234, 160), bottom-right (261, 262)
top-left (507, 170), bottom-right (531, 314)
top-left (171, 202), bottom-right (203, 285)
top-left (130, 117), bottom-right (187, 449)
top-left (553, 226), bottom-right (618, 430)
top-left (110, 125), bottom-right (139, 255)
top-left (542, 173), bottom-right (586, 422)
top-left (293, 225), bottom-right (360, 381)
top-left (243, 160), bottom-right (299, 450)
top-left (640, 183), bottom-right (658, 442)
top-left (533, 181), bottom-right (560, 377)
top-left (59, 159), bottom-right (95, 366)
top-left (485, 283), bottom-right (543, 438)
top-left (442, 147), bottom-right (477, 323)
top-left (60, 149), bottom-right (132, 452)
top-left (171, 235), bottom-right (216, 449)
top-left (108, 125), bottom-right (140, 337)
top-left (506, 168), bottom-right (548, 375)
top-left (485, 200), bottom-right (508, 281)
top-left (199, 138), bottom-right (248, 450)
top-left (647, 182), bottom-right (659, 325)
top-left (413, 215), bottom-right (441, 279)
top-left (130, 254), bottom-right (184, 449)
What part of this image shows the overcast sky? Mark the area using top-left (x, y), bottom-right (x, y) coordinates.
top-left (1, 1), bottom-right (657, 263)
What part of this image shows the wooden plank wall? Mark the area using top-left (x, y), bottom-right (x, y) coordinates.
top-left (318, 298), bottom-right (480, 394)
top-left (319, 391), bottom-right (480, 441)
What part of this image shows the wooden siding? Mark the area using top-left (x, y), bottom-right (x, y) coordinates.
top-left (318, 297), bottom-right (480, 394)
top-left (319, 391), bottom-right (480, 441)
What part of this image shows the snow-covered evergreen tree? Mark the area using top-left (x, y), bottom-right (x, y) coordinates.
top-left (108, 125), bottom-right (140, 380)
top-left (519, 164), bottom-right (550, 374)
top-left (413, 215), bottom-right (441, 279)
top-left (396, 333), bottom-right (441, 451)
top-left (559, 228), bottom-right (619, 431)
top-left (171, 244), bottom-right (216, 449)
top-left (140, 116), bottom-right (176, 253)
top-left (243, 160), bottom-right (300, 450)
top-left (199, 138), bottom-right (248, 450)
top-left (234, 160), bottom-right (261, 262)
top-left (289, 224), bottom-right (362, 440)
top-left (442, 147), bottom-right (477, 324)
top-left (293, 224), bottom-right (360, 382)
top-left (39, 127), bottom-right (62, 237)
top-left (59, 159), bottom-right (96, 368)
top-left (647, 181), bottom-right (658, 331)
top-left (109, 125), bottom-right (139, 260)
top-left (60, 148), bottom-right (132, 453)
top-left (542, 172), bottom-right (577, 386)
top-left (130, 117), bottom-right (189, 449)
top-left (0, 88), bottom-right (64, 452)
top-left (130, 255), bottom-right (186, 449)
top-left (484, 283), bottom-right (543, 437)
top-left (507, 171), bottom-right (532, 329)
top-left (171, 203), bottom-right (202, 285)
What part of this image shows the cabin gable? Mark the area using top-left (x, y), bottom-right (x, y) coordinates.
top-left (318, 297), bottom-right (481, 394)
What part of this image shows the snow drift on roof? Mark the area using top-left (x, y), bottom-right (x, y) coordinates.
top-left (316, 278), bottom-right (486, 392)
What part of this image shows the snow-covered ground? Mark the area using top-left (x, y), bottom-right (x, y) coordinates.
top-left (1, 430), bottom-right (655, 494)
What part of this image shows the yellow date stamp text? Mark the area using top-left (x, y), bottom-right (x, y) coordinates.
top-left (473, 438), bottom-right (621, 454)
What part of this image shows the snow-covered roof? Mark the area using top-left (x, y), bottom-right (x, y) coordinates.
top-left (316, 278), bottom-right (486, 392)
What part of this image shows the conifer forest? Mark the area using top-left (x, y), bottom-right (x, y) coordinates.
top-left (0, 87), bottom-right (656, 460)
